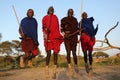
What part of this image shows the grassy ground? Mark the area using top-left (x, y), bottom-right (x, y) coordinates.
top-left (0, 55), bottom-right (120, 69)
top-left (0, 55), bottom-right (120, 80)
top-left (0, 65), bottom-right (120, 80)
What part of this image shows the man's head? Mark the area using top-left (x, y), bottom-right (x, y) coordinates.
top-left (67, 9), bottom-right (74, 17)
top-left (47, 6), bottom-right (54, 15)
top-left (27, 9), bottom-right (34, 18)
top-left (82, 12), bottom-right (88, 19)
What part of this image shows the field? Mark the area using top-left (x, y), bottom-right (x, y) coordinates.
top-left (0, 55), bottom-right (120, 80)
top-left (0, 65), bottom-right (120, 80)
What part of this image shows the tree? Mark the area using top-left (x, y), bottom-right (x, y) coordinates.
top-left (11, 40), bottom-right (22, 55)
top-left (94, 22), bottom-right (120, 51)
top-left (0, 33), bottom-right (2, 41)
top-left (0, 41), bottom-right (13, 55)
top-left (0, 40), bottom-right (22, 56)
top-left (93, 52), bottom-right (109, 58)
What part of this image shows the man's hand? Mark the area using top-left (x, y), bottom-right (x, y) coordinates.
top-left (20, 32), bottom-right (24, 38)
top-left (43, 33), bottom-right (47, 40)
top-left (61, 32), bottom-right (65, 36)
top-left (78, 28), bottom-right (84, 34)
top-left (47, 28), bottom-right (50, 34)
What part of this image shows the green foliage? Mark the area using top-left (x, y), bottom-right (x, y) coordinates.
top-left (0, 41), bottom-right (13, 54)
top-left (0, 33), bottom-right (2, 41)
top-left (93, 57), bottom-right (120, 66)
top-left (58, 55), bottom-right (68, 67)
top-left (0, 56), bottom-right (17, 69)
top-left (0, 54), bottom-right (120, 70)
top-left (0, 40), bottom-right (21, 56)
top-left (77, 56), bottom-right (85, 67)
top-left (93, 52), bottom-right (109, 58)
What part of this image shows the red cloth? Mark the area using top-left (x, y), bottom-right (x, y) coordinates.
top-left (42, 14), bottom-right (63, 53)
top-left (21, 38), bottom-right (38, 56)
top-left (80, 33), bottom-right (95, 52)
top-left (32, 48), bottom-right (39, 56)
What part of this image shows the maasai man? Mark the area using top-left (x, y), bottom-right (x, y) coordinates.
top-left (79, 12), bottom-right (98, 73)
top-left (19, 9), bottom-right (39, 68)
top-left (42, 6), bottom-right (63, 77)
top-left (61, 9), bottom-right (79, 71)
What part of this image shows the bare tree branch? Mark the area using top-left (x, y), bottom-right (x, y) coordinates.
top-left (94, 22), bottom-right (120, 51)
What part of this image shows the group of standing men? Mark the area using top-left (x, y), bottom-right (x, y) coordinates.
top-left (19, 6), bottom-right (98, 75)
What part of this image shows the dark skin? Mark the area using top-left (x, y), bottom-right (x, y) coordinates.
top-left (20, 9), bottom-right (34, 38)
top-left (45, 7), bottom-right (58, 70)
top-left (19, 9), bottom-right (35, 67)
top-left (27, 9), bottom-right (34, 18)
top-left (47, 6), bottom-right (54, 15)
top-left (61, 9), bottom-right (78, 67)
top-left (82, 12), bottom-right (88, 19)
top-left (45, 7), bottom-right (54, 42)
top-left (68, 9), bottom-right (73, 17)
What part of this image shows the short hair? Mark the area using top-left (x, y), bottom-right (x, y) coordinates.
top-left (82, 12), bottom-right (87, 18)
top-left (27, 9), bottom-right (34, 17)
top-left (67, 8), bottom-right (74, 16)
top-left (47, 6), bottom-right (54, 14)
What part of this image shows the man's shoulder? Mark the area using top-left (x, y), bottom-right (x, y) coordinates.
top-left (61, 17), bottom-right (68, 20)
top-left (21, 17), bottom-right (27, 20)
top-left (21, 17), bottom-right (28, 23)
top-left (72, 16), bottom-right (77, 20)
top-left (42, 15), bottom-right (48, 19)
top-left (51, 14), bottom-right (58, 19)
top-left (43, 15), bottom-right (48, 17)
top-left (32, 17), bottom-right (37, 21)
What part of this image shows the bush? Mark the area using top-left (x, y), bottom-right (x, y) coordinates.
top-left (0, 56), bottom-right (17, 69)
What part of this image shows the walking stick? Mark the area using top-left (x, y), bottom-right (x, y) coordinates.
top-left (78, 0), bottom-right (84, 56)
top-left (12, 5), bottom-right (25, 67)
top-left (12, 5), bottom-right (24, 38)
top-left (12, 5), bottom-right (20, 26)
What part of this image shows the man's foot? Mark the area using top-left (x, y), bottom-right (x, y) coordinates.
top-left (68, 64), bottom-right (72, 69)
top-left (68, 64), bottom-right (72, 73)
top-left (85, 63), bottom-right (89, 73)
top-left (88, 65), bottom-right (93, 78)
top-left (52, 65), bottom-right (57, 79)
top-left (89, 65), bottom-right (92, 72)
top-left (45, 66), bottom-right (50, 78)
top-left (20, 56), bottom-right (25, 68)
top-left (67, 64), bottom-right (73, 77)
top-left (74, 65), bottom-right (79, 74)
top-left (52, 72), bottom-right (57, 79)
top-left (27, 60), bottom-right (33, 68)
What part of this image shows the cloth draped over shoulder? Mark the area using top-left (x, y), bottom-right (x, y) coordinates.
top-left (20, 17), bottom-right (39, 45)
top-left (61, 16), bottom-right (78, 47)
top-left (81, 17), bottom-right (98, 38)
top-left (42, 14), bottom-right (63, 53)
top-left (19, 17), bottom-right (39, 56)
top-left (61, 17), bottom-right (78, 34)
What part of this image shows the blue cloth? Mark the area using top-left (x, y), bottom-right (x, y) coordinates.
top-left (20, 17), bottom-right (39, 45)
top-left (81, 17), bottom-right (98, 38)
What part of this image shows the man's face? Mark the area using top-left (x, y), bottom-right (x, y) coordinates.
top-left (82, 13), bottom-right (88, 19)
top-left (68, 9), bottom-right (73, 17)
top-left (48, 7), bottom-right (54, 14)
top-left (27, 9), bottom-right (34, 18)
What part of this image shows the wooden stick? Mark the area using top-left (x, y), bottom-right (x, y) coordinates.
top-left (12, 5), bottom-right (24, 37)
top-left (78, 0), bottom-right (84, 56)
top-left (12, 5), bottom-right (20, 26)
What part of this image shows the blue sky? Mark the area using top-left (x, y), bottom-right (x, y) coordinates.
top-left (0, 0), bottom-right (120, 56)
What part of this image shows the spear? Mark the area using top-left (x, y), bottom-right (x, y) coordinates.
top-left (78, 0), bottom-right (84, 56)
top-left (12, 5), bottom-right (20, 26)
top-left (12, 5), bottom-right (24, 38)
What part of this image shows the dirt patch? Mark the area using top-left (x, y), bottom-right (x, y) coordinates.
top-left (0, 66), bottom-right (120, 80)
